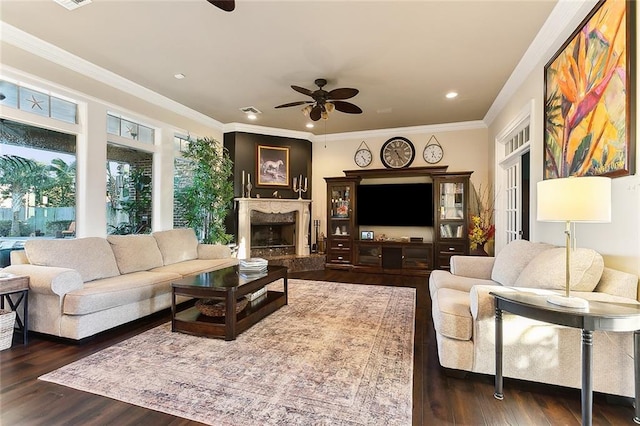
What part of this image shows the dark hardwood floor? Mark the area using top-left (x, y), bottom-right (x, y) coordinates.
top-left (0, 269), bottom-right (635, 425)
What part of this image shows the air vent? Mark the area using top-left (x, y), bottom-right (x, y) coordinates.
top-left (53, 0), bottom-right (92, 11)
top-left (239, 106), bottom-right (262, 114)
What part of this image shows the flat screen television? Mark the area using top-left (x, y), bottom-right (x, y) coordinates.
top-left (357, 183), bottom-right (433, 226)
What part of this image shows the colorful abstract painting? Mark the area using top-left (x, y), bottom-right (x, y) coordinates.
top-left (544, 0), bottom-right (635, 178)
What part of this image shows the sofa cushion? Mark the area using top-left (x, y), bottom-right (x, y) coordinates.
top-left (107, 234), bottom-right (164, 274)
top-left (514, 247), bottom-right (604, 292)
top-left (63, 270), bottom-right (181, 315)
top-left (25, 237), bottom-right (120, 283)
top-left (198, 244), bottom-right (232, 259)
top-left (152, 228), bottom-right (199, 265)
top-left (431, 288), bottom-right (473, 341)
top-left (491, 240), bottom-right (554, 286)
top-left (149, 258), bottom-right (238, 277)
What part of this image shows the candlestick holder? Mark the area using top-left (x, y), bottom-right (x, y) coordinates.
top-left (293, 177), bottom-right (308, 199)
top-left (245, 182), bottom-right (252, 198)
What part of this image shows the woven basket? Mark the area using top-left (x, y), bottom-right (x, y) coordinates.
top-left (195, 298), bottom-right (248, 317)
top-left (0, 310), bottom-right (16, 351)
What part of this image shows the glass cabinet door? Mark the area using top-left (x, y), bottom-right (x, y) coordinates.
top-left (329, 183), bottom-right (352, 236)
top-left (438, 181), bottom-right (465, 239)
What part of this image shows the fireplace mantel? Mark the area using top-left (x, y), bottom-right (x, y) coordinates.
top-left (236, 198), bottom-right (311, 259)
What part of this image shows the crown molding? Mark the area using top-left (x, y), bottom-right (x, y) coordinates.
top-left (223, 122), bottom-right (314, 140)
top-left (483, 0), bottom-right (598, 126)
top-left (318, 120), bottom-right (486, 142)
top-left (0, 22), bottom-right (224, 131)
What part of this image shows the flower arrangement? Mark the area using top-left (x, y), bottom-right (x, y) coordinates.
top-left (468, 183), bottom-right (495, 252)
top-left (469, 215), bottom-right (495, 250)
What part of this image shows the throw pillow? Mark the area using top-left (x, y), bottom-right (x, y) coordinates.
top-left (514, 247), bottom-right (604, 292)
top-left (491, 239), bottom-right (554, 286)
top-left (152, 228), bottom-right (199, 265)
top-left (25, 237), bottom-right (120, 282)
top-left (107, 234), bottom-right (164, 274)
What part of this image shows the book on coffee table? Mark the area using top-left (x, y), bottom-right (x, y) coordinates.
top-left (239, 258), bottom-right (268, 273)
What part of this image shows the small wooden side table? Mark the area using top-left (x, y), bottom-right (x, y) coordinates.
top-left (0, 274), bottom-right (29, 345)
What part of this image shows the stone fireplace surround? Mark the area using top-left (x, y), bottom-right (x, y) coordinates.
top-left (236, 198), bottom-right (311, 260)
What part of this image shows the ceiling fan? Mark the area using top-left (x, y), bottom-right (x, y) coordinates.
top-left (207, 0), bottom-right (235, 12)
top-left (275, 78), bottom-right (362, 121)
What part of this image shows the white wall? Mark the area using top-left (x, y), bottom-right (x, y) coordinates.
top-left (487, 3), bottom-right (640, 278)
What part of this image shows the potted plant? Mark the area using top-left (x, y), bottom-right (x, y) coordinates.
top-left (175, 137), bottom-right (234, 244)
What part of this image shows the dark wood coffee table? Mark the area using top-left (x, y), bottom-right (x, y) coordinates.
top-left (171, 265), bottom-right (288, 341)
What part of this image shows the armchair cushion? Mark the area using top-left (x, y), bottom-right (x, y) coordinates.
top-left (491, 240), bottom-right (554, 286)
top-left (450, 255), bottom-right (495, 279)
top-left (514, 247), bottom-right (604, 291)
top-left (432, 288), bottom-right (473, 341)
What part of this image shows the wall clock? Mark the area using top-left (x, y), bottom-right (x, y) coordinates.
top-left (380, 137), bottom-right (415, 168)
top-left (423, 135), bottom-right (444, 164)
top-left (354, 140), bottom-right (373, 168)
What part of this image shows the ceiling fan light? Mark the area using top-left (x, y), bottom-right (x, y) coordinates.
top-left (321, 111), bottom-right (329, 120)
top-left (325, 102), bottom-right (335, 113)
top-left (302, 105), bottom-right (313, 116)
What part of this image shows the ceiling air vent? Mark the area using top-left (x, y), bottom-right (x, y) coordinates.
top-left (239, 106), bottom-right (262, 114)
top-left (53, 0), bottom-right (92, 11)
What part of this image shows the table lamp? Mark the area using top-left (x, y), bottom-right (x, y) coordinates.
top-left (537, 176), bottom-right (611, 309)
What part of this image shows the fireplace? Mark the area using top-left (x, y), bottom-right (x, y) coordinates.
top-left (250, 211), bottom-right (296, 257)
top-left (236, 198), bottom-right (311, 259)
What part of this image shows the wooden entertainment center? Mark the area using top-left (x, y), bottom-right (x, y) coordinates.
top-left (325, 166), bottom-right (472, 276)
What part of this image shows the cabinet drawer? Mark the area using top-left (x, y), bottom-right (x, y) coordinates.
top-left (329, 240), bottom-right (351, 250)
top-left (327, 251), bottom-right (352, 264)
top-left (437, 242), bottom-right (466, 254)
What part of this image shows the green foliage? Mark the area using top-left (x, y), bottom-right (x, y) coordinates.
top-left (43, 158), bottom-right (76, 207)
top-left (175, 137), bottom-right (234, 244)
top-left (0, 220), bottom-right (32, 237)
top-left (118, 169), bottom-right (152, 234)
top-left (45, 220), bottom-right (73, 234)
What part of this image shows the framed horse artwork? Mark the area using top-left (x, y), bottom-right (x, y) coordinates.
top-left (257, 145), bottom-right (290, 187)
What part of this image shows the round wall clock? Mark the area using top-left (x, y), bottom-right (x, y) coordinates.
top-left (354, 141), bottom-right (373, 168)
top-left (380, 137), bottom-right (415, 168)
top-left (423, 135), bottom-right (444, 164)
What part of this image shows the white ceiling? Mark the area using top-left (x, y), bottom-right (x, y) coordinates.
top-left (0, 0), bottom-right (558, 135)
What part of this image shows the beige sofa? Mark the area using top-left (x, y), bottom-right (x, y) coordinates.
top-left (1, 228), bottom-right (238, 340)
top-left (429, 239), bottom-right (639, 398)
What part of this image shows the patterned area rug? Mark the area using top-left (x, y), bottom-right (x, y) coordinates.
top-left (39, 279), bottom-right (415, 425)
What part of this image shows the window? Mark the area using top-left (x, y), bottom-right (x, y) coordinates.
top-left (107, 114), bottom-right (154, 143)
top-left (174, 134), bottom-right (190, 153)
top-left (0, 119), bottom-right (76, 239)
top-left (106, 144), bottom-right (153, 235)
top-left (0, 79), bottom-right (78, 124)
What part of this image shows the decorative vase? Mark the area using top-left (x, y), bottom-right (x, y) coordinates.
top-left (470, 246), bottom-right (489, 256)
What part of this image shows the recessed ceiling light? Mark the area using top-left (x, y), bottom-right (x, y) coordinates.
top-left (446, 91), bottom-right (458, 99)
top-left (247, 114), bottom-right (257, 120)
top-left (174, 73), bottom-right (186, 80)
top-left (306, 123), bottom-right (314, 129)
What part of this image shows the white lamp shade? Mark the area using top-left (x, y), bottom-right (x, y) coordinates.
top-left (537, 176), bottom-right (611, 223)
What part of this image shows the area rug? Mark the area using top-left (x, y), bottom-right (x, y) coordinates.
top-left (39, 279), bottom-right (416, 425)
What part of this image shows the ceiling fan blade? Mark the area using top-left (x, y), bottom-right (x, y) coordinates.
top-left (207, 0), bottom-right (235, 12)
top-left (328, 88), bottom-right (359, 100)
top-left (275, 101), bottom-right (313, 109)
top-left (332, 101), bottom-right (363, 114)
top-left (291, 85), bottom-right (314, 97)
top-left (310, 104), bottom-right (322, 121)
